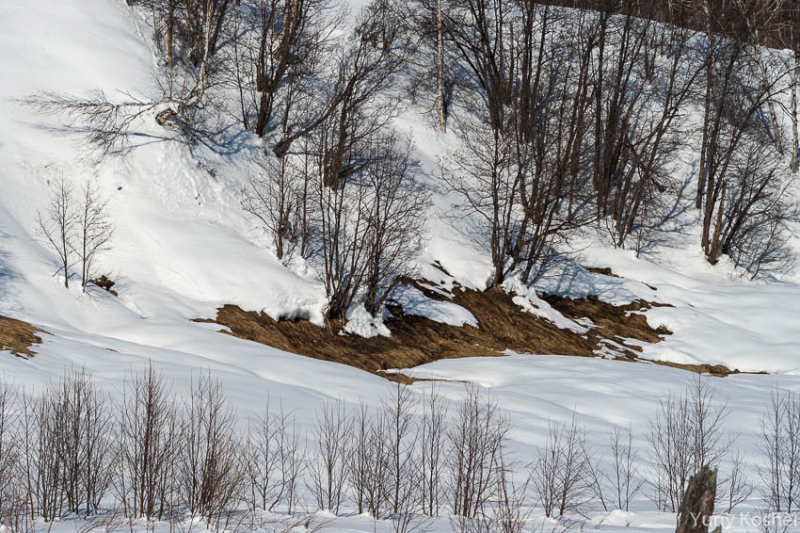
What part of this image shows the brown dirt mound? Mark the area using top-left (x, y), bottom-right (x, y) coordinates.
top-left (647, 360), bottom-right (761, 377)
top-left (0, 315), bottom-right (44, 359)
top-left (199, 284), bottom-right (688, 381)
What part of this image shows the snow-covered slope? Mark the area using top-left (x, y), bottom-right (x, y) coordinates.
top-left (2, 1), bottom-right (800, 530)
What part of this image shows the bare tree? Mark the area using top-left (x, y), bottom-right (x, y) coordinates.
top-left (347, 400), bottom-right (372, 514)
top-left (115, 363), bottom-right (181, 520)
top-left (177, 372), bottom-right (244, 527)
top-left (721, 449), bottom-right (753, 513)
top-left (530, 412), bottom-right (591, 518)
top-left (404, 0), bottom-right (451, 132)
top-left (243, 156), bottom-right (300, 261)
top-left (607, 425), bottom-right (644, 512)
top-left (759, 388), bottom-right (800, 513)
top-left (229, 0), bottom-right (343, 137)
top-left (309, 132), bottom-right (429, 321)
top-left (56, 368), bottom-right (114, 516)
top-left (271, 0), bottom-right (406, 159)
top-left (22, 91), bottom-right (164, 156)
top-left (76, 182), bottom-right (113, 292)
top-left (383, 383), bottom-right (419, 516)
top-left (419, 383), bottom-right (448, 517)
top-left (307, 399), bottom-right (351, 514)
top-left (245, 400), bottom-right (282, 512)
top-left (37, 177), bottom-right (76, 289)
top-left (703, 137), bottom-right (798, 278)
top-left (446, 387), bottom-right (509, 519)
top-left (648, 376), bottom-right (730, 512)
top-left (0, 380), bottom-right (19, 524)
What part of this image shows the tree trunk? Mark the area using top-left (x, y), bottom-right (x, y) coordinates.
top-left (675, 466), bottom-right (718, 533)
top-left (758, 48), bottom-right (783, 155)
top-left (436, 0), bottom-right (447, 133)
top-left (792, 52), bottom-right (799, 173)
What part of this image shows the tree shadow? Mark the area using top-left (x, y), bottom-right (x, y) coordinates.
top-left (0, 229), bottom-right (20, 310)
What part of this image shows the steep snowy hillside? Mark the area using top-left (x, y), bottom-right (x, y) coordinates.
top-left (1, 0), bottom-right (800, 532)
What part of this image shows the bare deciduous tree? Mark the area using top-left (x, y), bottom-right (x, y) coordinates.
top-left (607, 425), bottom-right (644, 512)
top-left (245, 399), bottom-right (283, 512)
top-left (307, 398), bottom-right (351, 514)
top-left (759, 388), bottom-right (800, 514)
top-left (419, 383), bottom-right (448, 517)
top-left (115, 363), bottom-right (181, 520)
top-left (37, 178), bottom-right (76, 289)
top-left (177, 372), bottom-right (244, 527)
top-left (76, 182), bottom-right (113, 292)
top-left (721, 448), bottom-right (753, 513)
top-left (648, 376), bottom-right (730, 512)
top-left (57, 368), bottom-right (114, 516)
top-left (530, 411), bottom-right (591, 518)
top-left (446, 387), bottom-right (509, 519)
top-left (0, 380), bottom-right (19, 524)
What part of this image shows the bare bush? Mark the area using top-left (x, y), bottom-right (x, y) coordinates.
top-left (275, 405), bottom-right (306, 515)
top-left (364, 409), bottom-right (392, 519)
top-left (177, 372), bottom-right (244, 527)
top-left (58, 368), bottom-right (114, 516)
top-left (759, 388), bottom-right (800, 513)
top-left (17, 386), bottom-right (68, 521)
top-left (245, 399), bottom-right (283, 512)
top-left (450, 451), bottom-right (529, 533)
top-left (530, 412), bottom-right (591, 518)
top-left (607, 425), bottom-right (643, 512)
top-left (648, 376), bottom-right (730, 512)
top-left (344, 400), bottom-right (369, 515)
top-left (446, 387), bottom-right (509, 519)
top-left (419, 383), bottom-right (449, 517)
top-left (0, 380), bottom-right (19, 526)
top-left (722, 449), bottom-right (753, 513)
top-left (115, 363), bottom-right (181, 520)
top-left (307, 398), bottom-right (351, 514)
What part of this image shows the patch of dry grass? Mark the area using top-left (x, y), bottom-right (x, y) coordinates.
top-left (198, 283), bottom-right (686, 381)
top-left (0, 315), bottom-right (44, 359)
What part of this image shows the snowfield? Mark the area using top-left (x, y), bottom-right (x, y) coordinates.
top-left (2, 0), bottom-right (800, 532)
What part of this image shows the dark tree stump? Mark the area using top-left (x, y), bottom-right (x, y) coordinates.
top-left (676, 466), bottom-right (718, 533)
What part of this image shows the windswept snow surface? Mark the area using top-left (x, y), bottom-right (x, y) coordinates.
top-left (1, 1), bottom-right (800, 531)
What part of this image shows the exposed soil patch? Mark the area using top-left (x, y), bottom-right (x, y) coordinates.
top-left (542, 295), bottom-right (673, 353)
top-left (583, 266), bottom-right (621, 278)
top-left (646, 360), bottom-right (762, 377)
top-left (0, 315), bottom-right (44, 359)
top-left (199, 284), bottom-right (681, 381)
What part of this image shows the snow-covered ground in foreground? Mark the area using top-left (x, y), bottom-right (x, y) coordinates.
top-left (2, 0), bottom-right (800, 531)
top-left (25, 504), bottom-right (800, 533)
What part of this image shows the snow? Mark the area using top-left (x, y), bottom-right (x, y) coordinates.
top-left (2, 0), bottom-right (800, 531)
top-left (393, 286), bottom-right (478, 327)
top-left (502, 278), bottom-right (588, 334)
top-left (343, 304), bottom-right (391, 338)
top-left (571, 241), bottom-right (800, 373)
